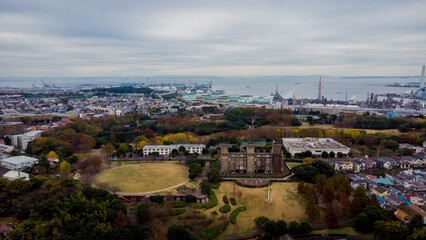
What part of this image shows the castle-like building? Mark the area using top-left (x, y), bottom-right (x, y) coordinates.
top-left (219, 143), bottom-right (283, 175)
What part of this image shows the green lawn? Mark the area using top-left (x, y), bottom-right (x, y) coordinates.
top-left (286, 162), bottom-right (302, 169)
top-left (95, 163), bottom-right (188, 193)
top-left (313, 227), bottom-right (374, 240)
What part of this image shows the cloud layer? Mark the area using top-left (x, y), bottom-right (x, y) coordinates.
top-left (1, 0), bottom-right (425, 77)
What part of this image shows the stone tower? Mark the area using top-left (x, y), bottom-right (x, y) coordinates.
top-left (219, 144), bottom-right (229, 174)
top-left (272, 143), bottom-right (283, 174)
top-left (246, 143), bottom-right (255, 175)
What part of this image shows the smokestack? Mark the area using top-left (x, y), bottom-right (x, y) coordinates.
top-left (421, 65), bottom-right (425, 88)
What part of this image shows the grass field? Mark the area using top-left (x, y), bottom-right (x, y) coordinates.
top-left (286, 162), bottom-right (302, 169)
top-left (206, 182), bottom-right (308, 239)
top-left (95, 163), bottom-right (188, 193)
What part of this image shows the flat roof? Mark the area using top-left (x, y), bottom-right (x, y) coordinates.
top-left (2, 156), bottom-right (38, 164)
top-left (282, 138), bottom-right (350, 151)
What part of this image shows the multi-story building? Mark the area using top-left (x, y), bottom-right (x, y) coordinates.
top-left (282, 138), bottom-right (350, 156)
top-left (10, 130), bottom-right (43, 150)
top-left (219, 143), bottom-right (283, 175)
top-left (0, 122), bottom-right (24, 136)
top-left (1, 156), bottom-right (38, 170)
top-left (142, 144), bottom-right (205, 156)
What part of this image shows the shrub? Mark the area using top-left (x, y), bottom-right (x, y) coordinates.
top-left (254, 216), bottom-right (270, 226)
top-left (172, 201), bottom-right (187, 208)
top-left (201, 220), bottom-right (229, 240)
top-left (135, 203), bottom-right (150, 223)
top-left (211, 211), bottom-right (218, 215)
top-left (174, 208), bottom-right (186, 215)
top-left (219, 204), bottom-right (231, 213)
top-left (185, 194), bottom-right (196, 203)
top-left (229, 206), bottom-right (246, 224)
top-left (230, 197), bottom-right (236, 206)
top-left (211, 182), bottom-right (221, 189)
top-left (223, 195), bottom-right (229, 204)
top-left (150, 195), bottom-right (164, 203)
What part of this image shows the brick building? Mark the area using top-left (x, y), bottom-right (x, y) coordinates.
top-left (219, 143), bottom-right (283, 175)
top-left (0, 122), bottom-right (24, 136)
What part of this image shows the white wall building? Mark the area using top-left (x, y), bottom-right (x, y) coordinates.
top-left (3, 171), bottom-right (30, 181)
top-left (10, 130), bottom-right (43, 150)
top-left (143, 144), bottom-right (205, 156)
top-left (1, 156), bottom-right (38, 170)
top-left (282, 138), bottom-right (350, 156)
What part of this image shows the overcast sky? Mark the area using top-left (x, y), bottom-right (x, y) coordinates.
top-left (0, 0), bottom-right (425, 77)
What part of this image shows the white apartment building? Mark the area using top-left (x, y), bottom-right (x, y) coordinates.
top-left (143, 144), bottom-right (205, 156)
top-left (3, 171), bottom-right (30, 181)
top-left (10, 130), bottom-right (43, 150)
top-left (1, 156), bottom-right (38, 170)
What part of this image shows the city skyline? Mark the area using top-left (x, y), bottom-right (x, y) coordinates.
top-left (1, 0), bottom-right (426, 77)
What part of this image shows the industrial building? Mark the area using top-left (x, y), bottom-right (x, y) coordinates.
top-left (282, 138), bottom-right (350, 156)
top-left (219, 143), bottom-right (283, 175)
top-left (142, 144), bottom-right (205, 156)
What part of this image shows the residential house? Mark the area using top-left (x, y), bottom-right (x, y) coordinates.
top-left (373, 186), bottom-right (388, 198)
top-left (364, 159), bottom-right (377, 171)
top-left (351, 180), bottom-right (367, 190)
top-left (400, 205), bottom-right (426, 224)
top-left (399, 144), bottom-right (425, 154)
top-left (374, 157), bottom-right (396, 169)
top-left (371, 178), bottom-right (394, 186)
top-left (384, 194), bottom-right (404, 207)
top-left (394, 209), bottom-right (411, 224)
top-left (410, 196), bottom-right (425, 207)
top-left (352, 159), bottom-right (366, 173)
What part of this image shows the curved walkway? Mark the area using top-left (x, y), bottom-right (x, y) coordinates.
top-left (93, 162), bottom-right (190, 196)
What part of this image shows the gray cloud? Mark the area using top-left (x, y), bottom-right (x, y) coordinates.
top-left (0, 0), bottom-right (425, 77)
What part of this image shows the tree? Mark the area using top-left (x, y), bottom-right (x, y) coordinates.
top-left (408, 214), bottom-right (423, 231)
top-left (189, 162), bottom-right (202, 180)
top-left (299, 222), bottom-right (312, 235)
top-left (322, 186), bottom-right (334, 203)
top-left (329, 151), bottom-right (335, 158)
top-left (354, 185), bottom-right (367, 209)
top-left (60, 161), bottom-right (71, 176)
top-left (11, 149), bottom-right (22, 156)
top-left (254, 216), bottom-right (269, 226)
top-left (348, 152), bottom-right (353, 158)
top-left (101, 143), bottom-right (115, 156)
top-left (374, 221), bottom-right (409, 240)
top-left (277, 220), bottom-right (288, 235)
top-left (315, 174), bottom-right (327, 192)
top-left (4, 136), bottom-right (11, 145)
top-left (350, 199), bottom-right (361, 216)
top-left (38, 156), bottom-right (50, 168)
top-left (167, 224), bottom-right (195, 240)
top-left (381, 140), bottom-right (399, 151)
top-left (200, 182), bottom-right (211, 195)
top-left (288, 221), bottom-right (300, 235)
top-left (135, 203), bottom-right (150, 223)
top-left (47, 151), bottom-right (59, 159)
top-left (264, 220), bottom-right (279, 237)
top-left (368, 194), bottom-right (379, 206)
top-left (321, 151), bottom-right (329, 158)
top-left (207, 168), bottom-right (222, 183)
top-left (354, 212), bottom-right (370, 232)
top-left (113, 210), bottom-right (127, 228)
top-left (324, 204), bottom-right (339, 228)
top-left (337, 152), bottom-right (343, 158)
top-left (305, 196), bottom-right (320, 221)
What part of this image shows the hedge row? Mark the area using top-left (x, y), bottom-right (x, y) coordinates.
top-left (219, 204), bottom-right (231, 213)
top-left (172, 201), bottom-right (187, 208)
top-left (229, 206), bottom-right (246, 224)
top-left (211, 182), bottom-right (221, 189)
top-left (173, 208), bottom-right (186, 215)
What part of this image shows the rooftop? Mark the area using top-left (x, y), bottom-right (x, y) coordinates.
top-left (282, 138), bottom-right (350, 151)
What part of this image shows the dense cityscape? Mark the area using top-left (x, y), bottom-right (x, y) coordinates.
top-left (1, 1), bottom-right (426, 240)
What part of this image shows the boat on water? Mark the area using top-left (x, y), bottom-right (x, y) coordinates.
top-left (246, 85), bottom-right (250, 88)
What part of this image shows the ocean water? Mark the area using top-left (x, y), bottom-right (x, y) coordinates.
top-left (0, 75), bottom-right (421, 101)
